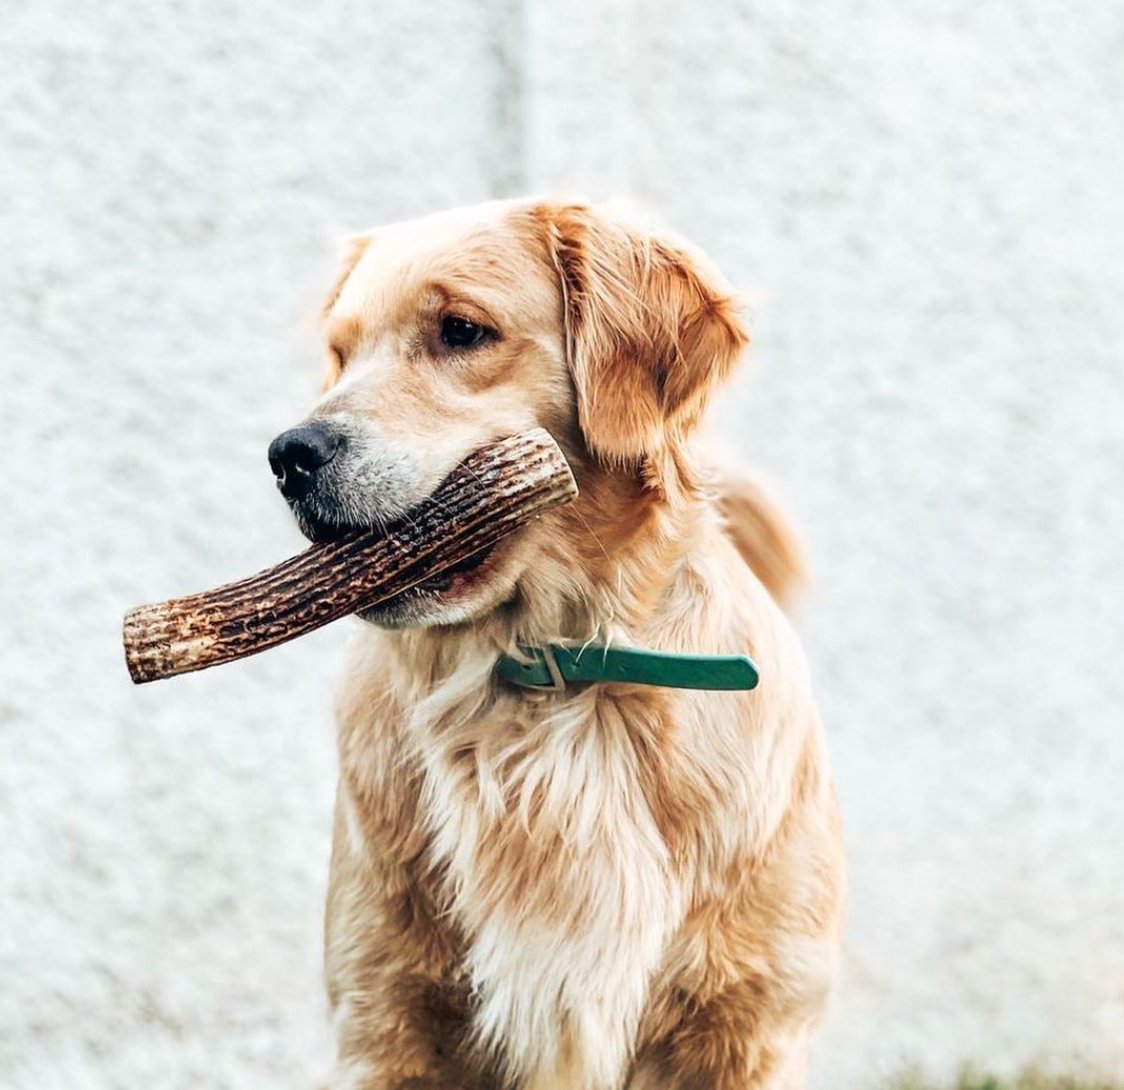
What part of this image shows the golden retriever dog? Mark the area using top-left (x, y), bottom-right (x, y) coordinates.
top-left (267, 198), bottom-right (845, 1090)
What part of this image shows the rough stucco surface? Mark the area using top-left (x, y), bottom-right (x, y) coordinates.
top-left (2, 2), bottom-right (1123, 1087)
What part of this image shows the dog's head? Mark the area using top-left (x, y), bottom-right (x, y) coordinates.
top-left (268, 198), bottom-right (747, 629)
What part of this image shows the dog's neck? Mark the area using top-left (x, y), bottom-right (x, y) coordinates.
top-left (380, 463), bottom-right (721, 702)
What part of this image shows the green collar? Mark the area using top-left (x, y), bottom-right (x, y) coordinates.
top-left (496, 644), bottom-right (759, 693)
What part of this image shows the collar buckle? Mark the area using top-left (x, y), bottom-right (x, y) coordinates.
top-left (540, 644), bottom-right (567, 692)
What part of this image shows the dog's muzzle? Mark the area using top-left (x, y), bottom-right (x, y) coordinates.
top-left (267, 415), bottom-right (433, 545)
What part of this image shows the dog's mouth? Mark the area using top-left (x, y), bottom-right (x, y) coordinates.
top-left (359, 538), bottom-right (505, 622)
top-left (405, 540), bottom-right (500, 593)
top-left (297, 506), bottom-right (505, 613)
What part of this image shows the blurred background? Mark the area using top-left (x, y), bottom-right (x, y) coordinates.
top-left (3, 1), bottom-right (1123, 1088)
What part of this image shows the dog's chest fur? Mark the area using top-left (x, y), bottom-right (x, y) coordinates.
top-left (338, 649), bottom-right (720, 1089)
top-left (422, 686), bottom-right (692, 1088)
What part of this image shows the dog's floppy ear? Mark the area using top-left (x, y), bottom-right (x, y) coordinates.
top-left (538, 202), bottom-right (748, 465)
top-left (322, 233), bottom-right (372, 319)
top-left (320, 233), bottom-right (372, 391)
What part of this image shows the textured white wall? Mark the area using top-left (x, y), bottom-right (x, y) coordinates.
top-left (2, 2), bottom-right (1122, 1088)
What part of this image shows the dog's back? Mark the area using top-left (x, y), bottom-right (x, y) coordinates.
top-left (709, 457), bottom-right (808, 610)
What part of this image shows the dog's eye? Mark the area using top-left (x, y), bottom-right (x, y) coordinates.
top-left (440, 315), bottom-right (490, 349)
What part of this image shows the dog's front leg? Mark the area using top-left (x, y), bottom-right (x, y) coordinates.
top-left (627, 993), bottom-right (812, 1090)
top-left (323, 790), bottom-right (496, 1090)
top-left (324, 975), bottom-right (482, 1090)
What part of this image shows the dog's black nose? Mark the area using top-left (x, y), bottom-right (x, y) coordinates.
top-left (268, 423), bottom-right (343, 500)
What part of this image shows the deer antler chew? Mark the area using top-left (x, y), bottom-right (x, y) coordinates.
top-left (122, 429), bottom-right (577, 684)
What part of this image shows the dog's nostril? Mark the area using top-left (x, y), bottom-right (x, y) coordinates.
top-left (267, 423), bottom-right (343, 500)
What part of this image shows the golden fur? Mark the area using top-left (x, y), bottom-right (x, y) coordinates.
top-left (293, 198), bottom-right (844, 1089)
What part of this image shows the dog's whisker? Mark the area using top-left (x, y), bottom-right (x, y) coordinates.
top-left (571, 507), bottom-right (611, 566)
